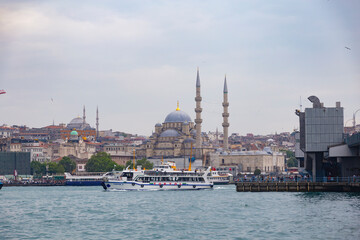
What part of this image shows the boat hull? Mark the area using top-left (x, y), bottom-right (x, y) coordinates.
top-left (0, 183), bottom-right (3, 190)
top-left (102, 181), bottom-right (213, 191)
top-left (213, 181), bottom-right (230, 185)
top-left (66, 181), bottom-right (103, 186)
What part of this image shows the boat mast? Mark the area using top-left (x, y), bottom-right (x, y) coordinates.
top-left (133, 148), bottom-right (136, 170)
top-left (189, 142), bottom-right (192, 171)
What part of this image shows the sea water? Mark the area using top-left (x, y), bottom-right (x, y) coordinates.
top-left (0, 185), bottom-right (359, 240)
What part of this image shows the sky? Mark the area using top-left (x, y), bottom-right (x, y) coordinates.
top-left (0, 0), bottom-right (359, 136)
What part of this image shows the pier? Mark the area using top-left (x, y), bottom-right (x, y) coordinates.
top-left (3, 182), bottom-right (66, 187)
top-left (236, 180), bottom-right (360, 192)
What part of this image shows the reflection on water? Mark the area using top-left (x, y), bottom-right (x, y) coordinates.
top-left (0, 185), bottom-right (359, 240)
top-left (297, 191), bottom-right (360, 202)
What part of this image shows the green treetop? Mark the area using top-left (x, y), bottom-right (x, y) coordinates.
top-left (59, 156), bottom-right (76, 173)
top-left (86, 152), bottom-right (124, 172)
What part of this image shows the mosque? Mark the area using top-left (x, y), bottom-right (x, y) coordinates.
top-left (60, 106), bottom-right (99, 141)
top-left (137, 69), bottom-right (229, 160)
top-left (136, 102), bottom-right (203, 158)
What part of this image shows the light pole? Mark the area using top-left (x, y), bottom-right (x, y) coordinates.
top-left (353, 108), bottom-right (360, 130)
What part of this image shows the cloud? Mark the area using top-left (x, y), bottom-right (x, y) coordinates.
top-left (0, 0), bottom-right (359, 135)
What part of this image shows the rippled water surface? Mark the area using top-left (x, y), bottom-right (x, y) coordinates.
top-left (1, 185), bottom-right (360, 239)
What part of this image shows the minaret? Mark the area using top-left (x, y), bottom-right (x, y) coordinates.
top-left (96, 106), bottom-right (99, 139)
top-left (216, 127), bottom-right (219, 146)
top-left (195, 68), bottom-right (202, 159)
top-left (222, 76), bottom-right (229, 151)
top-left (83, 105), bottom-right (86, 126)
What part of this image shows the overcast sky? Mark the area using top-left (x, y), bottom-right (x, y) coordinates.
top-left (0, 0), bottom-right (359, 136)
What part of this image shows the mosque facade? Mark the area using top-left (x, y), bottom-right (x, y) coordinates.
top-left (136, 103), bottom-right (202, 158)
top-left (137, 70), bottom-right (213, 159)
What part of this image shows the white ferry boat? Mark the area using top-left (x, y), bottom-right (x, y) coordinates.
top-left (101, 162), bottom-right (213, 191)
top-left (207, 171), bottom-right (233, 185)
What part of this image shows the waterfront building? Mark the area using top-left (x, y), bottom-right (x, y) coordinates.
top-left (52, 130), bottom-right (98, 160)
top-left (208, 148), bottom-right (285, 175)
top-left (294, 96), bottom-right (360, 179)
top-left (21, 141), bottom-right (50, 162)
top-left (103, 143), bottom-right (133, 166)
top-left (0, 152), bottom-right (31, 175)
top-left (295, 96), bottom-right (344, 180)
top-left (328, 132), bottom-right (360, 177)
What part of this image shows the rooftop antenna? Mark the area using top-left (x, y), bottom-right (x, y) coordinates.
top-left (300, 96), bottom-right (303, 112)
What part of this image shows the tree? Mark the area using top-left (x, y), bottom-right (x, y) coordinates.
top-left (59, 156), bottom-right (76, 173)
top-left (86, 152), bottom-right (120, 172)
top-left (287, 157), bottom-right (298, 168)
top-left (281, 149), bottom-right (295, 159)
top-left (114, 165), bottom-right (124, 171)
top-left (30, 161), bottom-right (46, 176)
top-left (254, 168), bottom-right (261, 176)
top-left (47, 162), bottom-right (65, 175)
top-left (126, 158), bottom-right (153, 170)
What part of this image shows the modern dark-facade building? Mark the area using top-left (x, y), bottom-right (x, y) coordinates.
top-left (0, 152), bottom-right (31, 175)
top-left (296, 96), bottom-right (344, 181)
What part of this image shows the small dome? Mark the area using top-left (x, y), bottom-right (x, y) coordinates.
top-left (70, 130), bottom-right (78, 136)
top-left (159, 129), bottom-right (180, 138)
top-left (164, 110), bottom-right (192, 123)
top-left (190, 129), bottom-right (196, 136)
top-left (183, 138), bottom-right (195, 143)
top-left (183, 121), bottom-right (189, 125)
top-left (155, 123), bottom-right (162, 127)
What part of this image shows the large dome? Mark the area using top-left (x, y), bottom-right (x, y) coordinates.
top-left (67, 117), bottom-right (91, 130)
top-left (164, 110), bottom-right (192, 123)
top-left (69, 117), bottom-right (83, 124)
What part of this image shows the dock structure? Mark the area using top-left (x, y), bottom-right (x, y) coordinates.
top-left (236, 182), bottom-right (360, 192)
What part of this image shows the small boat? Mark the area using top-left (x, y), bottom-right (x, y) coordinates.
top-left (207, 171), bottom-right (232, 185)
top-left (102, 162), bottom-right (213, 191)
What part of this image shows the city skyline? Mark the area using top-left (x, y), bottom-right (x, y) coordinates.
top-left (1, 0), bottom-right (359, 136)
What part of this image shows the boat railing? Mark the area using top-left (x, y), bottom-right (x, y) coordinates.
top-left (234, 176), bottom-right (360, 183)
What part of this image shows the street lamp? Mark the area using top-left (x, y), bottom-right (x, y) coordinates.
top-left (353, 108), bottom-right (360, 130)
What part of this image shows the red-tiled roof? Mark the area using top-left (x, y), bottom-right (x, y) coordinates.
top-left (86, 142), bottom-right (102, 145)
top-left (43, 125), bottom-right (64, 129)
